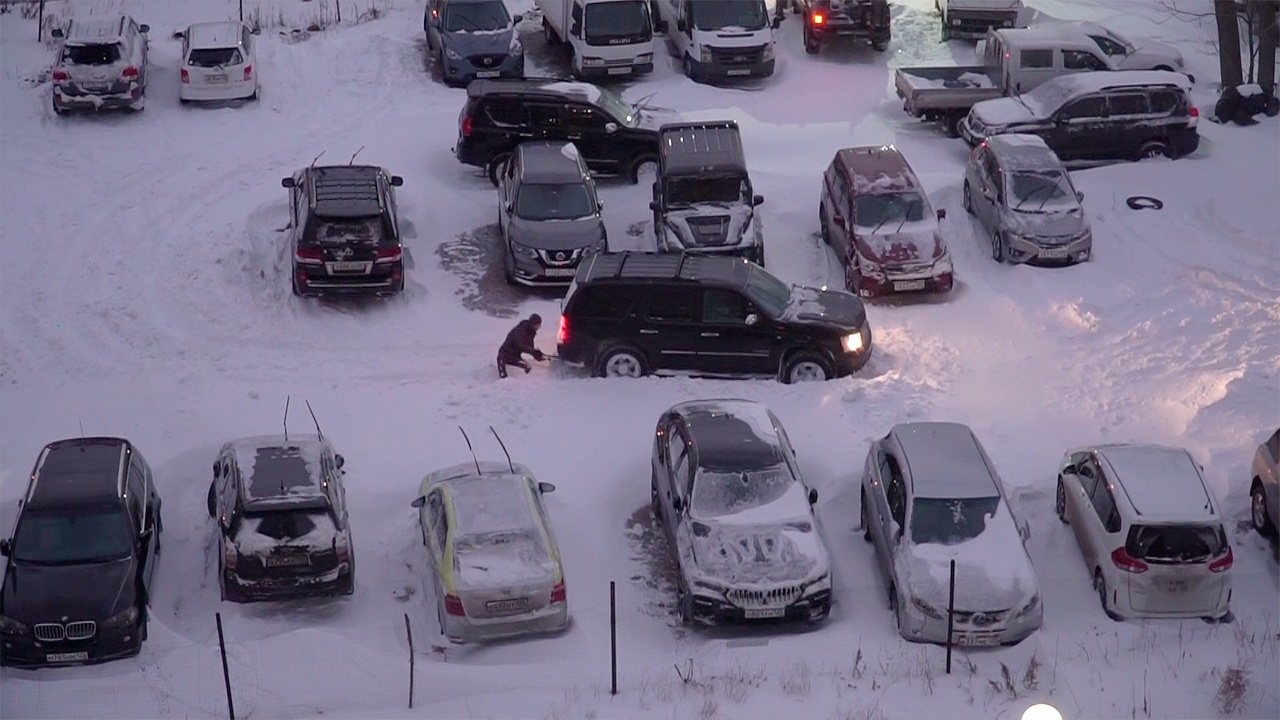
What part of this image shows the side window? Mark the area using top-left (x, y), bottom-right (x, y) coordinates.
top-left (565, 105), bottom-right (603, 130)
top-left (644, 287), bottom-right (697, 323)
top-left (1058, 95), bottom-right (1107, 121)
top-left (982, 150), bottom-right (1001, 187)
top-left (666, 428), bottom-right (686, 474)
top-left (829, 165), bottom-right (849, 212)
top-left (483, 98), bottom-right (523, 128)
top-left (1267, 430), bottom-right (1280, 462)
top-left (1148, 90), bottom-right (1180, 115)
top-left (884, 457), bottom-right (906, 528)
top-left (1020, 48), bottom-right (1054, 69)
top-left (429, 492), bottom-right (449, 550)
top-left (127, 460), bottom-right (146, 531)
top-left (1090, 34), bottom-right (1125, 56)
top-left (1108, 92), bottom-right (1149, 116)
top-left (840, 170), bottom-right (856, 220)
top-left (672, 441), bottom-right (691, 497)
top-left (701, 289), bottom-right (752, 324)
top-left (1076, 458), bottom-right (1100, 497)
top-left (527, 103), bottom-right (563, 129)
top-left (242, 25), bottom-right (252, 50)
top-left (1063, 50), bottom-right (1107, 71)
top-left (571, 1), bottom-right (584, 32)
top-left (578, 286), bottom-right (636, 319)
top-left (1090, 478), bottom-right (1120, 533)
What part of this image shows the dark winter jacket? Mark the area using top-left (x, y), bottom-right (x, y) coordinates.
top-left (498, 319), bottom-right (541, 364)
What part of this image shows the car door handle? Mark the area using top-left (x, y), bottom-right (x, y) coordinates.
top-left (700, 332), bottom-right (719, 338)
top-left (640, 329), bottom-right (658, 335)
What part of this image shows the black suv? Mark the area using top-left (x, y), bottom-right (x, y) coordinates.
top-left (208, 435), bottom-right (354, 602)
top-left (283, 165), bottom-right (406, 297)
top-left (556, 252), bottom-right (873, 382)
top-left (0, 438), bottom-right (162, 667)
top-left (455, 78), bottom-right (662, 186)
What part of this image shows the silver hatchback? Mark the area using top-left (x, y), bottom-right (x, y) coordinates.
top-left (963, 133), bottom-right (1092, 265)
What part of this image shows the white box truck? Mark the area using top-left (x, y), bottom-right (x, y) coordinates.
top-left (538, 0), bottom-right (658, 79)
top-left (654, 0), bottom-right (781, 83)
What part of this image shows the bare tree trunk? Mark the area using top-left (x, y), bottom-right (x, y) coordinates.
top-left (1216, 0), bottom-right (1244, 87)
top-left (1257, 0), bottom-right (1277, 94)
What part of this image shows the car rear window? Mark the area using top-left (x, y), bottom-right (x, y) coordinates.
top-left (63, 43), bottom-right (122, 66)
top-left (1125, 524), bottom-right (1225, 564)
top-left (247, 510), bottom-right (326, 540)
top-left (187, 47), bottom-right (243, 67)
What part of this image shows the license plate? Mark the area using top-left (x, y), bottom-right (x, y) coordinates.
top-left (743, 608), bottom-right (785, 619)
top-left (894, 279), bottom-right (927, 291)
top-left (485, 598), bottom-right (529, 613)
top-left (475, 70), bottom-right (500, 78)
top-left (328, 261), bottom-right (370, 273)
top-left (954, 634), bottom-right (1000, 647)
top-left (1167, 580), bottom-right (1188, 592)
top-left (82, 82), bottom-right (109, 92)
top-left (607, 67), bottom-right (632, 75)
top-left (726, 68), bottom-right (751, 76)
top-left (206, 75), bottom-right (228, 84)
top-left (265, 555), bottom-right (309, 568)
top-left (543, 268), bottom-right (577, 277)
top-left (1040, 248), bottom-right (1069, 259)
top-left (47, 652), bottom-right (89, 663)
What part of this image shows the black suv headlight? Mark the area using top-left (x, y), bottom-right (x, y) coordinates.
top-left (102, 606), bottom-right (138, 630)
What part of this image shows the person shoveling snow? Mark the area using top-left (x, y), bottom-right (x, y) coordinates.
top-left (496, 313), bottom-right (547, 378)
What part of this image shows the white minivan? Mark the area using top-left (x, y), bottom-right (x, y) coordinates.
top-left (179, 21), bottom-right (258, 103)
top-left (1056, 444), bottom-right (1233, 622)
top-left (653, 0), bottom-right (780, 83)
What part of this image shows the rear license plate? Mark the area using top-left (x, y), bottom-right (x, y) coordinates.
top-left (265, 555), bottom-right (309, 568)
top-left (328, 261), bottom-right (370, 273)
top-left (475, 70), bottom-right (500, 78)
top-left (744, 608), bottom-right (785, 619)
top-left (543, 268), bottom-right (577, 277)
top-left (47, 652), bottom-right (89, 662)
top-left (894, 279), bottom-right (927, 292)
top-left (726, 68), bottom-right (751, 76)
top-left (82, 82), bottom-right (109, 92)
top-left (1040, 248), bottom-right (1069, 259)
top-left (607, 67), bottom-right (632, 75)
top-left (1167, 579), bottom-right (1188, 592)
top-left (954, 633), bottom-right (1000, 647)
top-left (485, 598), bottom-right (529, 613)
top-left (206, 75), bottom-right (228, 84)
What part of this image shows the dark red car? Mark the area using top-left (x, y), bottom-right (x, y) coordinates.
top-left (819, 146), bottom-right (954, 298)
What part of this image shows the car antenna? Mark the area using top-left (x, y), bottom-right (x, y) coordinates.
top-left (490, 426), bottom-right (515, 473)
top-left (459, 427), bottom-right (482, 475)
top-left (283, 395), bottom-right (290, 442)
top-left (309, 151), bottom-right (325, 168)
top-left (305, 400), bottom-right (324, 441)
top-left (349, 145), bottom-right (365, 165)
top-left (78, 419), bottom-right (85, 438)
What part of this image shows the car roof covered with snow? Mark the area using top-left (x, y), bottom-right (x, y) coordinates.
top-left (835, 145), bottom-right (921, 195)
top-left (891, 422), bottom-right (999, 500)
top-left (671, 399), bottom-right (785, 472)
top-left (1094, 444), bottom-right (1217, 518)
top-left (1023, 69), bottom-right (1192, 116)
top-left (985, 134), bottom-right (1066, 171)
top-left (64, 15), bottom-right (128, 45)
top-left (187, 21), bottom-right (245, 49)
top-left (444, 473), bottom-right (541, 539)
top-left (468, 77), bottom-right (604, 105)
top-left (222, 434), bottom-right (329, 510)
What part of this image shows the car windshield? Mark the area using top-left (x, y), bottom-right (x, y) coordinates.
top-left (584, 0), bottom-right (651, 43)
top-left (1009, 171), bottom-right (1073, 210)
top-left (854, 192), bottom-right (926, 230)
top-left (691, 464), bottom-right (793, 518)
top-left (595, 88), bottom-right (638, 128)
top-left (743, 265), bottom-right (791, 317)
top-left (310, 217), bottom-right (384, 244)
top-left (665, 175), bottom-right (745, 206)
top-left (187, 47), bottom-right (243, 67)
top-left (63, 43), bottom-right (122, 65)
top-left (689, 0), bottom-right (767, 32)
top-left (12, 509), bottom-right (133, 564)
top-left (1126, 524), bottom-right (1224, 564)
top-left (910, 496), bottom-right (1000, 545)
top-left (444, 0), bottom-right (511, 32)
top-left (516, 183), bottom-right (595, 221)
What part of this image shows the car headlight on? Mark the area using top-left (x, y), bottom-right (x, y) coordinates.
top-left (510, 241), bottom-right (539, 259)
top-left (910, 595), bottom-right (944, 619)
top-left (103, 606), bottom-right (138, 629)
top-left (445, 46), bottom-right (462, 61)
top-left (842, 331), bottom-right (864, 354)
top-left (0, 615), bottom-right (28, 634)
top-left (582, 56), bottom-right (605, 67)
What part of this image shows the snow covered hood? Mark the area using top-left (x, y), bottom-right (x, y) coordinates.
top-left (857, 218), bottom-right (944, 264)
top-left (777, 285), bottom-right (865, 331)
top-left (902, 503), bottom-right (1037, 611)
top-left (970, 97), bottom-right (1038, 127)
top-left (662, 203), bottom-right (753, 248)
top-left (689, 483), bottom-right (827, 586)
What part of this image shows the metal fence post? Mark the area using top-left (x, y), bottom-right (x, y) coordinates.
top-left (216, 612), bottom-right (235, 720)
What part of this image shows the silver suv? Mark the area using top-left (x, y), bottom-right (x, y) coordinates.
top-left (497, 141), bottom-right (606, 286)
top-left (51, 15), bottom-right (149, 115)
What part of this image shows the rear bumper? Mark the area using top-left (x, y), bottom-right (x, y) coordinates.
top-left (942, 10), bottom-right (1019, 38)
top-left (294, 262), bottom-right (404, 297)
top-left (53, 84), bottom-right (141, 112)
top-left (0, 625), bottom-right (142, 668)
top-left (443, 53), bottom-right (524, 85)
top-left (223, 565), bottom-right (353, 602)
top-left (180, 79), bottom-right (256, 101)
top-left (442, 602), bottom-right (569, 643)
top-left (809, 21), bottom-right (890, 43)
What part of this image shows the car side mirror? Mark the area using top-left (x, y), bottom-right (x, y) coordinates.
top-left (676, 19), bottom-right (686, 33)
top-left (649, 200), bottom-right (660, 212)
top-left (808, 488), bottom-right (818, 505)
top-left (771, 16), bottom-right (782, 29)
top-left (175, 30), bottom-right (187, 39)
top-left (936, 208), bottom-right (946, 220)
top-left (752, 194), bottom-right (764, 206)
top-left (538, 481), bottom-right (556, 494)
top-left (0, 539), bottom-right (10, 556)
top-left (597, 200), bottom-right (604, 211)
top-left (51, 28), bottom-right (64, 38)
top-left (281, 177), bottom-right (295, 188)
top-left (605, 122), bottom-right (618, 134)
top-left (335, 454), bottom-right (345, 470)
top-left (391, 176), bottom-right (404, 187)
top-left (745, 313), bottom-right (759, 326)
top-left (672, 496), bottom-right (683, 513)
top-left (513, 13), bottom-right (523, 23)
top-left (139, 24), bottom-right (150, 33)
top-left (411, 496), bottom-right (426, 509)
top-left (1076, 191), bottom-right (1084, 202)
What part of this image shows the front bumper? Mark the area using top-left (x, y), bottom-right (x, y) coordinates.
top-left (53, 84), bottom-right (141, 112)
top-left (689, 590), bottom-right (831, 626)
top-left (1003, 231), bottom-right (1092, 265)
top-left (576, 61), bottom-right (654, 79)
top-left (223, 565), bottom-right (353, 602)
top-left (898, 602), bottom-right (1041, 646)
top-left (687, 57), bottom-right (775, 81)
top-left (509, 249), bottom-right (588, 286)
top-left (442, 601), bottom-right (569, 643)
top-left (443, 52), bottom-right (524, 84)
top-left (1, 623), bottom-right (142, 668)
top-left (856, 267), bottom-right (954, 297)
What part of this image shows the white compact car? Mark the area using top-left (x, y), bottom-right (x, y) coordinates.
top-left (1056, 444), bottom-right (1232, 621)
top-left (179, 21), bottom-right (258, 103)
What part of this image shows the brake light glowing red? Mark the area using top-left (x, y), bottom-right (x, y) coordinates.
top-left (556, 315), bottom-right (568, 344)
top-left (1111, 547), bottom-right (1148, 574)
top-left (122, 66), bottom-right (139, 79)
top-left (812, 12), bottom-right (825, 24)
top-left (550, 581), bottom-right (566, 603)
top-left (52, 69), bottom-right (69, 82)
top-left (180, 68), bottom-right (190, 84)
top-left (295, 247), bottom-right (324, 262)
top-left (1209, 546), bottom-right (1233, 573)
top-left (461, 115), bottom-right (473, 137)
top-left (444, 594), bottom-right (466, 616)
top-left (1189, 106), bottom-right (1199, 118)
top-left (244, 65), bottom-right (253, 80)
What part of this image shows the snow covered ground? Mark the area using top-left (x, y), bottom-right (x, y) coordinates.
top-left (1, 0), bottom-right (1277, 718)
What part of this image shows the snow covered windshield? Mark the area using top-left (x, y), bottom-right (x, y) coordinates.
top-left (742, 265), bottom-right (791, 318)
top-left (689, 0), bottom-right (768, 32)
top-left (691, 464), bottom-right (793, 518)
top-left (911, 497), bottom-right (1000, 545)
top-left (516, 183), bottom-right (595, 221)
top-left (311, 217), bottom-right (384, 244)
top-left (1009, 172), bottom-right (1072, 210)
top-left (584, 0), bottom-right (651, 43)
top-left (187, 48), bottom-right (243, 68)
top-left (443, 0), bottom-right (510, 31)
top-left (665, 175), bottom-right (745, 206)
top-left (855, 192), bottom-right (926, 230)
top-left (13, 509), bottom-right (133, 564)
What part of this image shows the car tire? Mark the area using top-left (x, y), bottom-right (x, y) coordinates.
top-left (487, 154), bottom-right (510, 187)
top-left (52, 96), bottom-right (70, 116)
top-left (804, 23), bottom-right (820, 54)
top-left (992, 229), bottom-right (1007, 263)
top-left (503, 249), bottom-right (518, 286)
top-left (1154, 65), bottom-right (1174, 72)
top-left (630, 155), bottom-right (658, 184)
top-left (872, 38), bottom-right (889, 52)
top-left (860, 488), bottom-right (872, 542)
top-left (436, 593), bottom-right (447, 635)
top-left (962, 180), bottom-right (974, 215)
top-left (1055, 479), bottom-right (1068, 524)
top-left (596, 345), bottom-right (647, 378)
top-left (1137, 139), bottom-right (1170, 161)
top-left (651, 471), bottom-right (662, 522)
top-left (291, 275), bottom-right (304, 297)
top-left (1095, 569), bottom-right (1121, 621)
top-left (819, 205), bottom-right (830, 245)
top-left (781, 351), bottom-right (832, 384)
top-left (889, 584), bottom-right (901, 631)
top-left (1251, 481), bottom-right (1277, 536)
top-left (207, 482), bottom-right (217, 519)
top-left (683, 54), bottom-right (697, 82)
top-left (677, 580), bottom-right (694, 624)
top-left (844, 261), bottom-right (860, 295)
top-left (139, 611), bottom-right (148, 643)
